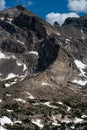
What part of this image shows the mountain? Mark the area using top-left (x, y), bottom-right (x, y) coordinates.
top-left (0, 5), bottom-right (87, 130)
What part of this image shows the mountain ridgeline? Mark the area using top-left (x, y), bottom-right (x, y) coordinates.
top-left (0, 5), bottom-right (87, 130)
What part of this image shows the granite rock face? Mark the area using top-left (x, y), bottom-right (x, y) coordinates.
top-left (0, 5), bottom-right (87, 130)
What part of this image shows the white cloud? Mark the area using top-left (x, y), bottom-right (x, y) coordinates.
top-left (0, 0), bottom-right (6, 11)
top-left (46, 12), bottom-right (79, 25)
top-left (68, 0), bottom-right (87, 13)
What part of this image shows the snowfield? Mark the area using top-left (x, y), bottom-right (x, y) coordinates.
top-left (72, 59), bottom-right (87, 86)
top-left (74, 59), bottom-right (87, 77)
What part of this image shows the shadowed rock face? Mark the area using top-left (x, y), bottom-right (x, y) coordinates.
top-left (35, 38), bottom-right (59, 72)
top-left (63, 15), bottom-right (87, 28)
top-left (1, 5), bottom-right (87, 130)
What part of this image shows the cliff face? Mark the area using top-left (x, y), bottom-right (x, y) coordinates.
top-left (0, 5), bottom-right (87, 130)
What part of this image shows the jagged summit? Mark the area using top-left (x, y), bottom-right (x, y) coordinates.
top-left (0, 5), bottom-right (57, 84)
top-left (63, 14), bottom-right (87, 28)
top-left (0, 4), bottom-right (37, 18)
top-left (54, 21), bottom-right (60, 26)
top-left (16, 4), bottom-right (26, 10)
top-left (0, 5), bottom-right (87, 130)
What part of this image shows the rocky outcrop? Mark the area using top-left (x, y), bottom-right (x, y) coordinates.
top-left (1, 39), bottom-right (26, 53)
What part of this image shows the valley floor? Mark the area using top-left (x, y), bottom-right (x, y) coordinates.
top-left (0, 77), bottom-right (87, 130)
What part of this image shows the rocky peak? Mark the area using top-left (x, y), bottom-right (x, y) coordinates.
top-left (16, 4), bottom-right (26, 11)
top-left (63, 17), bottom-right (79, 27)
top-left (63, 15), bottom-right (87, 29)
top-left (0, 5), bottom-right (87, 130)
top-left (54, 21), bottom-right (60, 26)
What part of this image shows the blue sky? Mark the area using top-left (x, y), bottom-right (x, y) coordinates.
top-left (4, 0), bottom-right (68, 18)
top-left (0, 0), bottom-right (87, 25)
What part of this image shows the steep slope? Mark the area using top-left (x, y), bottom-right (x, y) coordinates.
top-left (0, 5), bottom-right (59, 85)
top-left (0, 5), bottom-right (87, 130)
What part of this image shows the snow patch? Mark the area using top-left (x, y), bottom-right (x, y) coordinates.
top-left (56, 32), bottom-right (61, 36)
top-left (23, 64), bottom-right (27, 71)
top-left (7, 18), bottom-right (13, 21)
top-left (81, 115), bottom-right (87, 118)
top-left (17, 40), bottom-right (24, 45)
top-left (14, 98), bottom-right (26, 103)
top-left (0, 126), bottom-right (7, 130)
top-left (74, 60), bottom-right (86, 69)
top-left (5, 18), bottom-right (13, 24)
top-left (65, 39), bottom-right (71, 44)
top-left (0, 99), bottom-right (2, 103)
top-left (42, 82), bottom-right (50, 86)
top-left (52, 116), bottom-right (61, 126)
top-left (81, 29), bottom-right (83, 34)
top-left (67, 106), bottom-right (71, 112)
top-left (70, 125), bottom-right (75, 129)
top-left (6, 109), bottom-right (13, 113)
top-left (82, 36), bottom-right (85, 40)
top-left (6, 73), bottom-right (18, 80)
top-left (62, 120), bottom-right (71, 124)
top-left (0, 51), bottom-right (16, 60)
top-left (72, 79), bottom-right (87, 86)
top-left (66, 39), bottom-right (70, 42)
top-left (73, 117), bottom-right (83, 124)
top-left (6, 94), bottom-right (12, 97)
top-left (41, 102), bottom-right (58, 109)
top-left (0, 116), bottom-right (13, 126)
top-left (26, 92), bottom-right (35, 99)
top-left (81, 29), bottom-right (85, 40)
top-left (14, 120), bottom-right (22, 124)
top-left (57, 102), bottom-right (63, 105)
top-left (31, 119), bottom-right (44, 129)
top-left (5, 81), bottom-right (17, 87)
top-left (29, 51), bottom-right (38, 56)
top-left (11, 55), bottom-right (16, 59)
top-left (0, 73), bottom-right (2, 76)
top-left (32, 102), bottom-right (40, 106)
top-left (74, 59), bottom-right (87, 77)
top-left (19, 71), bottom-right (28, 81)
top-left (0, 52), bottom-right (6, 59)
top-left (16, 60), bottom-right (22, 66)
top-left (16, 60), bottom-right (27, 72)
top-left (0, 17), bottom-right (4, 21)
top-left (0, 73), bottom-right (18, 82)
